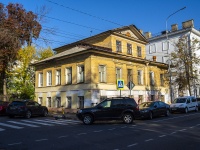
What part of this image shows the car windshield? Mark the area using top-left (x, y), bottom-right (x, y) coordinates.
top-left (139, 102), bottom-right (154, 108)
top-left (173, 98), bottom-right (186, 103)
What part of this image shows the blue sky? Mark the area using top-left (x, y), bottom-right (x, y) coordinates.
top-left (4, 0), bottom-right (200, 49)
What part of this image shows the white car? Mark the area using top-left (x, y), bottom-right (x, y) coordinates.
top-left (170, 96), bottom-right (198, 113)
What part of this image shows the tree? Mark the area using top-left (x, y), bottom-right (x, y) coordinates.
top-left (0, 3), bottom-right (41, 98)
top-left (36, 47), bottom-right (54, 60)
top-left (7, 46), bottom-right (36, 99)
top-left (171, 36), bottom-right (200, 96)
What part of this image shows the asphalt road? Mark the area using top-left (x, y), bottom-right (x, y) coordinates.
top-left (0, 112), bottom-right (200, 150)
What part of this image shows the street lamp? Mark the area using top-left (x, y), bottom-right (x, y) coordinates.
top-left (165, 7), bottom-right (186, 103)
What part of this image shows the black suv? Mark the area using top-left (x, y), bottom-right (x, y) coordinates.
top-left (6, 100), bottom-right (48, 118)
top-left (76, 97), bottom-right (140, 125)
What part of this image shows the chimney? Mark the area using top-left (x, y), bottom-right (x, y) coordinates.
top-left (139, 29), bottom-right (143, 34)
top-left (152, 56), bottom-right (156, 62)
top-left (144, 32), bottom-right (152, 39)
top-left (171, 24), bottom-right (178, 31)
top-left (182, 19), bottom-right (194, 29)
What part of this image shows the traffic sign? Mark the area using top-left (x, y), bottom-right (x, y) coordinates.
top-left (127, 81), bottom-right (135, 90)
top-left (117, 79), bottom-right (124, 90)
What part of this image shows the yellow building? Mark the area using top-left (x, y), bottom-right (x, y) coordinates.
top-left (33, 25), bottom-right (169, 112)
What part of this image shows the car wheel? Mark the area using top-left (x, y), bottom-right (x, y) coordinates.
top-left (195, 106), bottom-right (198, 112)
top-left (25, 110), bottom-right (32, 119)
top-left (148, 111), bottom-right (153, 120)
top-left (165, 109), bottom-right (170, 117)
top-left (185, 107), bottom-right (188, 114)
top-left (42, 109), bottom-right (48, 117)
top-left (123, 113), bottom-right (133, 124)
top-left (83, 114), bottom-right (93, 125)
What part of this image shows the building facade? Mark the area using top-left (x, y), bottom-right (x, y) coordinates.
top-left (145, 19), bottom-right (200, 99)
top-left (33, 25), bottom-right (168, 112)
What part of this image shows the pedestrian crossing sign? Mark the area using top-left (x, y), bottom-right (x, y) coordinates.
top-left (117, 79), bottom-right (124, 90)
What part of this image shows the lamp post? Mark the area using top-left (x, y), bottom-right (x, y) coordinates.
top-left (165, 7), bottom-right (186, 103)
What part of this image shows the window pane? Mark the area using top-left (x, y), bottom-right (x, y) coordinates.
top-left (137, 46), bottom-right (142, 57)
top-left (127, 43), bottom-right (132, 54)
top-left (116, 40), bottom-right (122, 52)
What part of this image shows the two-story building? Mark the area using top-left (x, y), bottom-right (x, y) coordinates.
top-left (33, 25), bottom-right (168, 112)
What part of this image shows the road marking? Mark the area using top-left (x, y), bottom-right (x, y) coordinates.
top-left (142, 129), bottom-right (157, 132)
top-left (127, 143), bottom-right (138, 147)
top-left (8, 142), bottom-right (22, 146)
top-left (35, 139), bottom-right (48, 142)
top-left (145, 139), bottom-right (153, 142)
top-left (93, 130), bottom-right (103, 133)
top-left (78, 133), bottom-right (87, 135)
top-left (8, 121), bottom-right (39, 127)
top-left (47, 119), bottom-right (80, 123)
top-left (159, 135), bottom-right (166, 137)
top-left (34, 119), bottom-right (68, 125)
top-left (58, 135), bottom-right (69, 138)
top-left (0, 128), bottom-right (5, 131)
top-left (178, 129), bottom-right (186, 132)
top-left (170, 132), bottom-right (177, 134)
top-left (0, 122), bottom-right (23, 129)
top-left (21, 120), bottom-right (54, 126)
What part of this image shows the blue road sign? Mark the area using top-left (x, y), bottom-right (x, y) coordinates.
top-left (117, 79), bottom-right (124, 89)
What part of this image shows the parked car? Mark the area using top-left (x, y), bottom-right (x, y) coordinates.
top-left (170, 96), bottom-right (198, 113)
top-left (0, 101), bottom-right (10, 115)
top-left (76, 97), bottom-right (140, 125)
top-left (138, 101), bottom-right (170, 120)
top-left (196, 97), bottom-right (200, 109)
top-left (6, 100), bottom-right (48, 118)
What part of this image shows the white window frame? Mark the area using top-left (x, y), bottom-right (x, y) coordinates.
top-left (56, 97), bottom-right (61, 108)
top-left (38, 72), bottom-right (43, 87)
top-left (137, 70), bottom-right (143, 85)
top-left (77, 65), bottom-right (84, 83)
top-left (46, 71), bottom-right (52, 86)
top-left (66, 96), bottom-right (72, 108)
top-left (127, 69), bottom-right (132, 82)
top-left (66, 67), bottom-right (72, 84)
top-left (47, 97), bottom-right (51, 107)
top-left (99, 65), bottom-right (106, 82)
top-left (38, 97), bottom-right (43, 105)
top-left (56, 69), bottom-right (61, 85)
top-left (149, 44), bottom-right (156, 53)
top-left (162, 41), bottom-right (169, 51)
top-left (150, 71), bottom-right (155, 86)
top-left (116, 68), bottom-right (122, 79)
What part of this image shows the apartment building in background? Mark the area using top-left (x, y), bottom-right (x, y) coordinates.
top-left (145, 19), bottom-right (200, 99)
top-left (33, 25), bottom-right (168, 112)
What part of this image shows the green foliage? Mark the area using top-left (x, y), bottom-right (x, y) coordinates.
top-left (7, 46), bottom-right (36, 99)
top-left (36, 47), bottom-right (54, 60)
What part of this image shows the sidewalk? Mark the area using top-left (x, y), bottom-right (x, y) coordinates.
top-left (48, 111), bottom-right (78, 120)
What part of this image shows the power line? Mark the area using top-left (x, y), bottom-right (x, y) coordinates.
top-left (46, 0), bottom-right (123, 26)
top-left (40, 15), bottom-right (103, 31)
